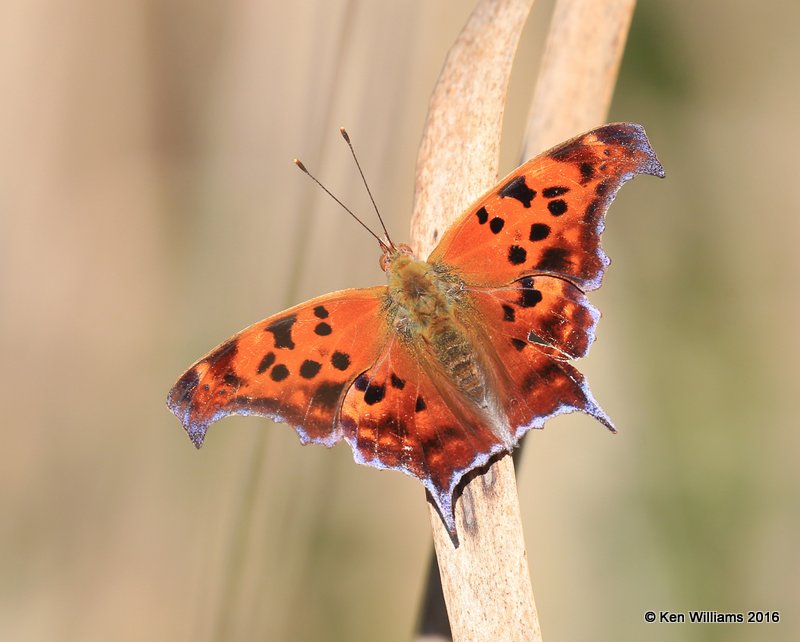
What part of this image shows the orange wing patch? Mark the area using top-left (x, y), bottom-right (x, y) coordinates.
top-left (338, 337), bottom-right (506, 533)
top-left (499, 339), bottom-right (614, 440)
top-left (168, 288), bottom-right (388, 447)
top-left (429, 123), bottom-right (665, 290)
top-left (466, 275), bottom-right (614, 437)
top-left (468, 274), bottom-right (600, 361)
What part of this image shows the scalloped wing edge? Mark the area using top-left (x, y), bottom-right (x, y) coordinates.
top-left (169, 360), bottom-right (614, 539)
top-left (344, 369), bottom-right (614, 539)
top-left (544, 123), bottom-right (665, 292)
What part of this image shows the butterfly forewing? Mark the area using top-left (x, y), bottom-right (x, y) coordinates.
top-left (428, 123), bottom-right (665, 291)
top-left (168, 288), bottom-right (388, 447)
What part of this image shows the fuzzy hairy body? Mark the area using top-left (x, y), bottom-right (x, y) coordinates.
top-left (384, 254), bottom-right (488, 408)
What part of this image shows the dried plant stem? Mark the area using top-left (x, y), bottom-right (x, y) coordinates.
top-left (411, 0), bottom-right (536, 255)
top-left (411, 1), bottom-right (538, 641)
top-left (413, 0), bottom-right (637, 640)
top-left (523, 0), bottom-right (637, 157)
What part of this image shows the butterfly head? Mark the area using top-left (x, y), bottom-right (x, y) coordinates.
top-left (379, 242), bottom-right (414, 272)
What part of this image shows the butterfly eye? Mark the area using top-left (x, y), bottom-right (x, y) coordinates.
top-left (379, 252), bottom-right (391, 272)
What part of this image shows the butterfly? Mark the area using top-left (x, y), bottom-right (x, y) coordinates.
top-left (167, 123), bottom-right (664, 536)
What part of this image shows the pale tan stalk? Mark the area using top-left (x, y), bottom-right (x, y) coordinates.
top-left (413, 1), bottom-right (637, 640)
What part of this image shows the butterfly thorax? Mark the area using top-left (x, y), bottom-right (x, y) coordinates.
top-left (384, 253), bottom-right (486, 405)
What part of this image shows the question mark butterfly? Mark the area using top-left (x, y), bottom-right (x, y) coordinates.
top-left (168, 123), bottom-right (664, 535)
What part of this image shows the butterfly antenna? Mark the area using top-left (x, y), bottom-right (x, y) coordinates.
top-left (293, 159), bottom-right (390, 253)
top-left (339, 127), bottom-right (395, 250)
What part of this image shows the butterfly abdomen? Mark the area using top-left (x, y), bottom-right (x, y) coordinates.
top-left (429, 324), bottom-right (486, 404)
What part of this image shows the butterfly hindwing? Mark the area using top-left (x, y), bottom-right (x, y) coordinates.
top-left (167, 288), bottom-right (388, 447)
top-left (468, 274), bottom-right (600, 361)
top-left (428, 123), bottom-right (665, 290)
top-left (338, 336), bottom-right (507, 534)
top-left (499, 337), bottom-right (614, 439)
top-left (464, 276), bottom-right (614, 436)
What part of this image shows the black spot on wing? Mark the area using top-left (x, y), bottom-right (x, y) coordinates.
top-left (548, 199), bottom-right (568, 216)
top-left (415, 396), bottom-right (426, 412)
top-left (314, 322), bottom-right (332, 336)
top-left (511, 338), bottom-right (527, 352)
top-left (475, 206), bottom-right (489, 224)
top-left (313, 305), bottom-right (329, 319)
top-left (363, 382), bottom-right (386, 405)
top-left (519, 285), bottom-right (542, 308)
top-left (502, 304), bottom-right (515, 322)
top-left (536, 247), bottom-right (573, 273)
top-left (390, 373), bottom-right (405, 389)
top-left (265, 316), bottom-right (297, 350)
top-left (508, 245), bottom-right (527, 265)
top-left (580, 162), bottom-right (595, 184)
top-left (223, 372), bottom-right (241, 387)
top-left (499, 176), bottom-right (536, 208)
top-left (354, 374), bottom-right (369, 391)
top-left (300, 360), bottom-right (322, 379)
top-left (270, 364), bottom-right (290, 381)
top-left (489, 217), bottom-right (505, 234)
top-left (257, 352), bottom-right (275, 374)
top-left (315, 381), bottom-right (347, 409)
top-left (529, 223), bottom-right (550, 241)
top-left (542, 186), bottom-right (570, 198)
top-left (331, 351), bottom-right (351, 371)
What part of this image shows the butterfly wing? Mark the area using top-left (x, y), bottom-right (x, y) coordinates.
top-left (167, 288), bottom-right (388, 448)
top-left (428, 123), bottom-right (665, 290)
top-left (468, 274), bottom-right (601, 362)
top-left (465, 275), bottom-right (614, 435)
top-left (418, 124), bottom-right (664, 463)
top-left (332, 273), bottom-right (614, 533)
top-left (338, 335), bottom-right (507, 535)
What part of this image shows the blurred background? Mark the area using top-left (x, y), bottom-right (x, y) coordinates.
top-left (1, 1), bottom-right (798, 640)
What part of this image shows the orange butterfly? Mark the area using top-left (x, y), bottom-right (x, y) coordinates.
top-left (167, 123), bottom-right (664, 535)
